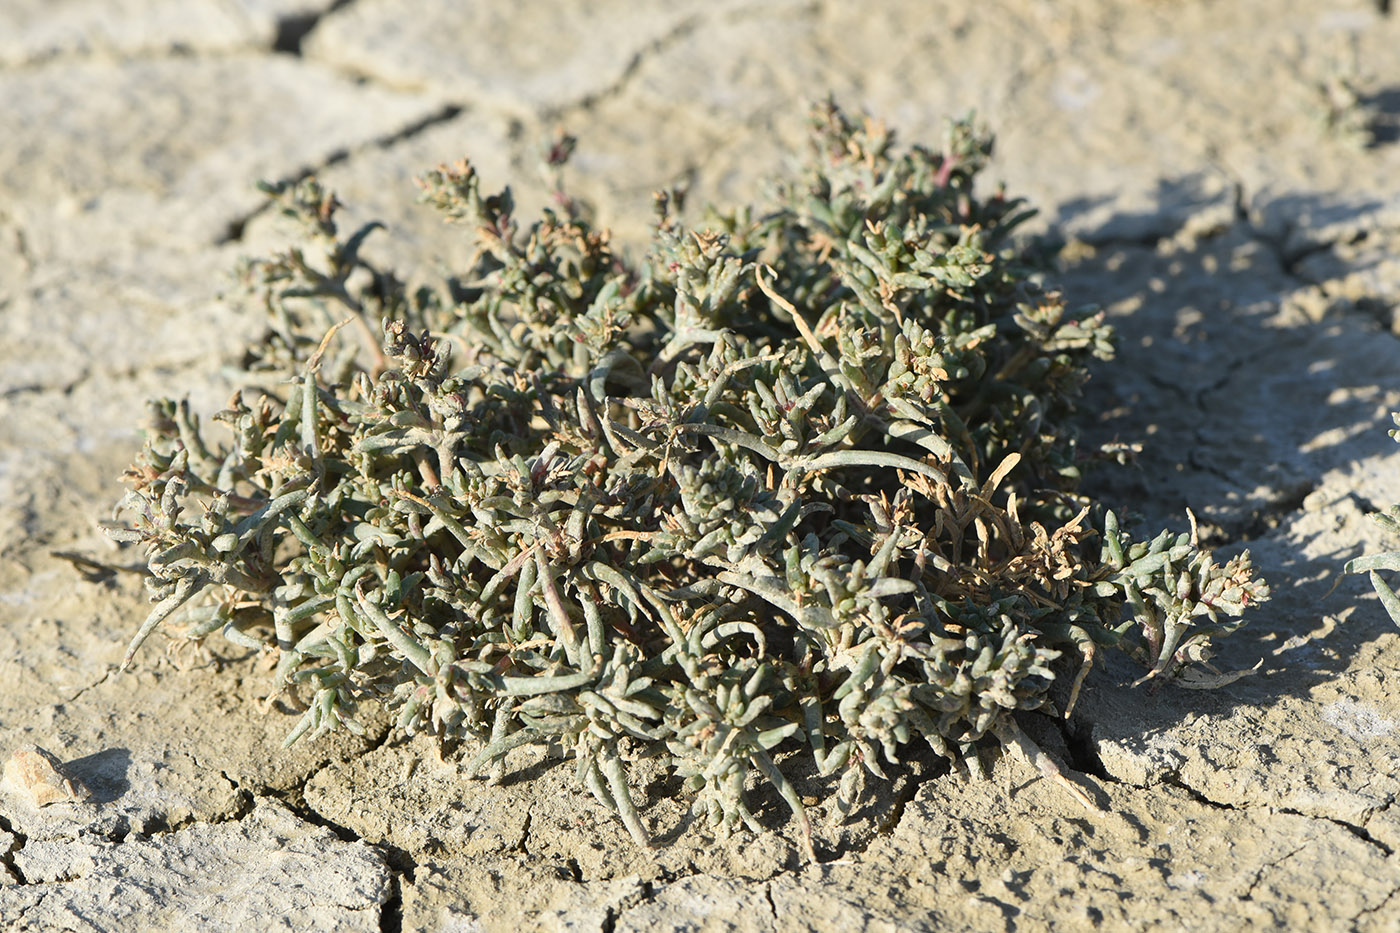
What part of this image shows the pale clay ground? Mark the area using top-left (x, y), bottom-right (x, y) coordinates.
top-left (2, 2), bottom-right (1400, 931)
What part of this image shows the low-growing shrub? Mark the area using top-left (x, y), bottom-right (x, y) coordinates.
top-left (110, 101), bottom-right (1267, 848)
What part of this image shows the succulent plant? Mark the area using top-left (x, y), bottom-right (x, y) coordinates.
top-left (109, 100), bottom-right (1267, 849)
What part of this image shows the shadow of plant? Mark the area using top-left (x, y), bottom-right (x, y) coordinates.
top-left (1054, 176), bottom-right (1400, 754)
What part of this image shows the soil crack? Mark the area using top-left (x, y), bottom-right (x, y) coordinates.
top-left (218, 103), bottom-right (464, 244)
top-left (378, 870), bottom-right (404, 933)
top-left (1354, 884), bottom-right (1400, 924)
top-left (871, 761), bottom-right (935, 840)
top-left (611, 877), bottom-right (658, 931)
top-left (284, 780), bottom-right (419, 882)
top-left (63, 663), bottom-right (117, 705)
top-left (1282, 806), bottom-right (1395, 857)
top-left (1241, 842), bottom-right (1308, 900)
top-left (555, 13), bottom-right (706, 118)
top-left (0, 812), bottom-right (31, 885)
top-left (1, 368), bottom-right (90, 401)
top-left (1162, 775), bottom-right (1395, 858)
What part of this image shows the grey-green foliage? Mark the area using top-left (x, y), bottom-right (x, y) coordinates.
top-left (1347, 413), bottom-right (1400, 626)
top-left (110, 101), bottom-right (1267, 848)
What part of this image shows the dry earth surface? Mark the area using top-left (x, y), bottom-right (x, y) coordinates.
top-left (2, 1), bottom-right (1400, 930)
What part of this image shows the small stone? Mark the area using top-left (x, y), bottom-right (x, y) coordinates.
top-left (1, 744), bottom-right (91, 807)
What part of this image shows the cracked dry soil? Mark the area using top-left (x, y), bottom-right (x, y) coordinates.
top-left (3, 0), bottom-right (1400, 930)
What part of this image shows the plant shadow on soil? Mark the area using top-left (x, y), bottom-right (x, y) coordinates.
top-left (1362, 87), bottom-right (1400, 146)
top-left (1048, 173), bottom-right (1400, 740)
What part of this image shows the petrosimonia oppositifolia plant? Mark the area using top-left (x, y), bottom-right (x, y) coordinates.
top-left (109, 101), bottom-right (1267, 849)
